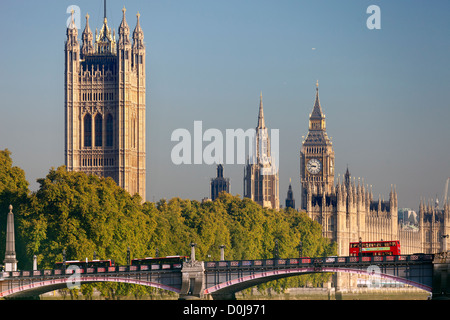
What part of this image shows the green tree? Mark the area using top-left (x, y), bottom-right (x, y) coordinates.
top-left (0, 149), bottom-right (30, 269)
top-left (19, 166), bottom-right (156, 269)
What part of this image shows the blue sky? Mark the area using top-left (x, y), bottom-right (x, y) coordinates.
top-left (0, 1), bottom-right (449, 210)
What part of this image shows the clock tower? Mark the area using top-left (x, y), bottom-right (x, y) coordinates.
top-left (300, 82), bottom-right (335, 209)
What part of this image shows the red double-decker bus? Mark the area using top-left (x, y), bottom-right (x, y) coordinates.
top-left (349, 240), bottom-right (400, 256)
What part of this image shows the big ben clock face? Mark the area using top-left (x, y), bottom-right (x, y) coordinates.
top-left (307, 158), bottom-right (322, 174)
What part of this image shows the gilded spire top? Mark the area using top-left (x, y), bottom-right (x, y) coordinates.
top-left (83, 12), bottom-right (92, 34)
top-left (134, 11), bottom-right (143, 35)
top-left (68, 8), bottom-right (76, 29)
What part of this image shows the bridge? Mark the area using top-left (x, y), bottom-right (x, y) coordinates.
top-left (2, 251), bottom-right (450, 300)
top-left (2, 205), bottom-right (450, 300)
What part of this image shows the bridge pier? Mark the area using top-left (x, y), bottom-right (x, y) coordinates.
top-left (432, 252), bottom-right (450, 300)
top-left (179, 245), bottom-right (206, 300)
top-left (179, 260), bottom-right (205, 300)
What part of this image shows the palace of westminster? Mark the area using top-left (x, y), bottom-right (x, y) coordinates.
top-left (65, 7), bottom-right (449, 264)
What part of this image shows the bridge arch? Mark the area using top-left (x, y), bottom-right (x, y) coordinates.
top-left (204, 267), bottom-right (432, 297)
top-left (0, 276), bottom-right (181, 299)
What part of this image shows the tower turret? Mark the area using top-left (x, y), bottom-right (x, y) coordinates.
top-left (133, 12), bottom-right (145, 50)
top-left (285, 179), bottom-right (295, 209)
top-left (118, 6), bottom-right (131, 47)
top-left (81, 13), bottom-right (94, 57)
top-left (66, 9), bottom-right (79, 50)
top-left (95, 3), bottom-right (115, 54)
top-left (65, 9), bottom-right (79, 68)
top-left (211, 164), bottom-right (230, 201)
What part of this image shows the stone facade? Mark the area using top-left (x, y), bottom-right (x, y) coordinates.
top-left (65, 8), bottom-right (146, 200)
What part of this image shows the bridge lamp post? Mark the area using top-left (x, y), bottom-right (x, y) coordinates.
top-left (190, 243), bottom-right (197, 261)
top-left (273, 239), bottom-right (280, 259)
top-left (127, 247), bottom-right (131, 266)
top-left (219, 245), bottom-right (226, 261)
top-left (297, 241), bottom-right (303, 258)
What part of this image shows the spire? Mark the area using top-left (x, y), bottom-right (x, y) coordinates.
top-left (84, 13), bottom-right (92, 34)
top-left (133, 12), bottom-right (144, 49)
top-left (345, 166), bottom-right (351, 188)
top-left (82, 13), bottom-right (94, 56)
top-left (68, 8), bottom-right (76, 30)
top-left (4, 205), bottom-right (18, 272)
top-left (120, 6), bottom-right (128, 29)
top-left (286, 180), bottom-right (295, 209)
top-left (257, 91), bottom-right (265, 129)
top-left (134, 12), bottom-right (143, 33)
top-left (66, 8), bottom-right (78, 47)
top-left (310, 80), bottom-right (324, 119)
top-left (102, 0), bottom-right (108, 27)
top-left (104, 0), bottom-right (107, 21)
top-left (118, 6), bottom-right (131, 47)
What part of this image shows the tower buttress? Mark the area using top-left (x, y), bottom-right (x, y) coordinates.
top-left (118, 7), bottom-right (132, 70)
top-left (117, 7), bottom-right (132, 192)
top-left (130, 11), bottom-right (146, 200)
top-left (65, 9), bottom-right (80, 171)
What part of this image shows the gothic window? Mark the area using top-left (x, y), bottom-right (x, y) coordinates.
top-left (95, 114), bottom-right (103, 147)
top-left (84, 114), bottom-right (92, 147)
top-left (106, 114), bottom-right (113, 147)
